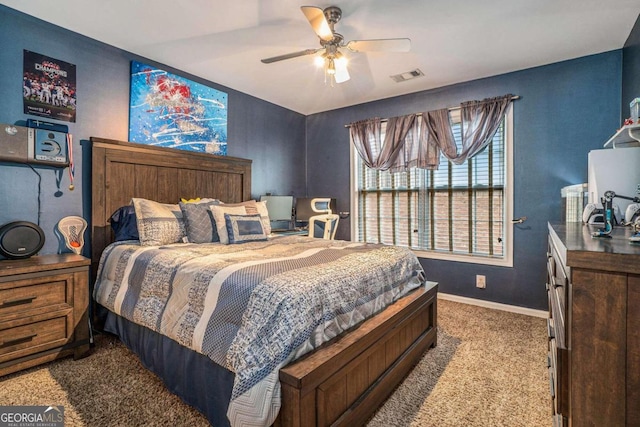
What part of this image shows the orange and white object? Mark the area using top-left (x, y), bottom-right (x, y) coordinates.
top-left (58, 215), bottom-right (87, 254)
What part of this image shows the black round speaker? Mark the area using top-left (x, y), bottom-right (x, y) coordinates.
top-left (0, 221), bottom-right (45, 259)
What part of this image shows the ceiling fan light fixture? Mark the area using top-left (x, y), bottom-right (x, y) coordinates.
top-left (261, 5), bottom-right (408, 87)
top-left (333, 54), bottom-right (350, 83)
top-left (320, 52), bottom-right (349, 85)
top-left (326, 58), bottom-right (336, 75)
top-left (334, 66), bottom-right (350, 84)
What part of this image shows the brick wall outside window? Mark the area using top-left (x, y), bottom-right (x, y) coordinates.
top-left (355, 117), bottom-right (506, 259)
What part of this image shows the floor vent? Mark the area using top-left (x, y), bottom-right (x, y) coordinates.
top-left (390, 68), bottom-right (424, 83)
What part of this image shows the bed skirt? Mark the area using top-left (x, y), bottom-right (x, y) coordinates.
top-left (101, 306), bottom-right (234, 426)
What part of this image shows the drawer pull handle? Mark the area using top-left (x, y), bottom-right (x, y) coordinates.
top-left (0, 296), bottom-right (37, 308)
top-left (0, 333), bottom-right (37, 348)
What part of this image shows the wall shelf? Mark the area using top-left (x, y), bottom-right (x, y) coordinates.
top-left (603, 124), bottom-right (640, 148)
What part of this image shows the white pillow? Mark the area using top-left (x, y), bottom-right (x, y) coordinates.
top-left (254, 200), bottom-right (271, 235)
top-left (210, 205), bottom-right (247, 244)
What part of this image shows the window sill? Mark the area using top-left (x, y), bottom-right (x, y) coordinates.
top-left (411, 249), bottom-right (513, 267)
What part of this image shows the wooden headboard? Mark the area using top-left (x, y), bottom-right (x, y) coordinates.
top-left (90, 137), bottom-right (252, 269)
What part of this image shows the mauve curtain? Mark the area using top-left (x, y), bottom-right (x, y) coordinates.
top-left (350, 118), bottom-right (383, 168)
top-left (350, 94), bottom-right (513, 171)
top-left (420, 108), bottom-right (457, 169)
top-left (418, 94), bottom-right (513, 168)
top-left (383, 114), bottom-right (417, 172)
top-left (455, 94), bottom-right (513, 164)
top-left (350, 114), bottom-right (416, 171)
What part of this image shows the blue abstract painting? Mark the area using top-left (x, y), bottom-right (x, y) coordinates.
top-left (129, 61), bottom-right (228, 155)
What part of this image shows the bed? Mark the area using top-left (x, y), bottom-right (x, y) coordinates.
top-left (90, 137), bottom-right (438, 427)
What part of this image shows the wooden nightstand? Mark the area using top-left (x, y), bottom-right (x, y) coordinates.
top-left (0, 254), bottom-right (91, 377)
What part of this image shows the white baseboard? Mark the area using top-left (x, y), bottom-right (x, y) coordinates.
top-left (437, 292), bottom-right (548, 318)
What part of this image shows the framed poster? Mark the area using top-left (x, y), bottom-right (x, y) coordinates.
top-left (23, 50), bottom-right (77, 123)
top-left (129, 61), bottom-right (228, 156)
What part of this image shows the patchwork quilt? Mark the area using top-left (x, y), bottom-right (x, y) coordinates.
top-left (93, 235), bottom-right (425, 427)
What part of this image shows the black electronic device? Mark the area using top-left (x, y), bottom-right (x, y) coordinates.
top-left (0, 123), bottom-right (69, 166)
top-left (0, 221), bottom-right (45, 259)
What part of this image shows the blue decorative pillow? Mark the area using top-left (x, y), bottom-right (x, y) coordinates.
top-left (225, 213), bottom-right (267, 244)
top-left (109, 205), bottom-right (139, 241)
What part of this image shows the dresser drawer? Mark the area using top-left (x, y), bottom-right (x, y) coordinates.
top-left (552, 414), bottom-right (566, 427)
top-left (0, 314), bottom-right (70, 363)
top-left (547, 242), bottom-right (567, 349)
top-left (549, 338), bottom-right (558, 399)
top-left (549, 335), bottom-right (570, 418)
top-left (0, 279), bottom-right (68, 320)
top-left (549, 284), bottom-right (566, 348)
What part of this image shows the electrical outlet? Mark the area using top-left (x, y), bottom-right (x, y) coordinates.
top-left (476, 275), bottom-right (486, 289)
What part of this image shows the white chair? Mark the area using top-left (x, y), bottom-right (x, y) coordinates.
top-left (307, 198), bottom-right (339, 240)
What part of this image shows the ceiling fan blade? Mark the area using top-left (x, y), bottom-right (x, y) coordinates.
top-left (261, 49), bottom-right (319, 64)
top-left (346, 38), bottom-right (411, 53)
top-left (300, 6), bottom-right (333, 41)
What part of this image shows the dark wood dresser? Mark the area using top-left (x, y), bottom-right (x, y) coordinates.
top-left (547, 223), bottom-right (640, 427)
top-left (0, 254), bottom-right (91, 377)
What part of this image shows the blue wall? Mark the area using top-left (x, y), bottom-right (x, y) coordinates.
top-left (623, 15), bottom-right (640, 116)
top-left (306, 52), bottom-right (623, 310)
top-left (0, 5), bottom-right (631, 310)
top-left (0, 5), bottom-right (306, 256)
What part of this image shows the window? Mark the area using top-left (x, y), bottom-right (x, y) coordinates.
top-left (351, 107), bottom-right (513, 266)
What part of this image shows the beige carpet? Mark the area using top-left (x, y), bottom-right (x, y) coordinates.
top-left (0, 299), bottom-right (550, 426)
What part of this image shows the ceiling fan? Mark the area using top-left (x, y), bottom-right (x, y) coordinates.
top-left (260, 5), bottom-right (411, 84)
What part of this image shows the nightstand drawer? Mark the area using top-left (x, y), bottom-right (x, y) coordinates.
top-left (0, 279), bottom-right (67, 319)
top-left (0, 254), bottom-right (90, 377)
top-left (0, 315), bottom-right (69, 362)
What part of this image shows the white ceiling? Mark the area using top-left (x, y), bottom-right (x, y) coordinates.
top-left (2, 0), bottom-right (639, 115)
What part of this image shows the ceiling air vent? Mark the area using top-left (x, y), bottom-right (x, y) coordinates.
top-left (390, 68), bottom-right (424, 83)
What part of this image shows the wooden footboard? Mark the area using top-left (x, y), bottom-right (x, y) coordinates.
top-left (275, 281), bottom-right (438, 427)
